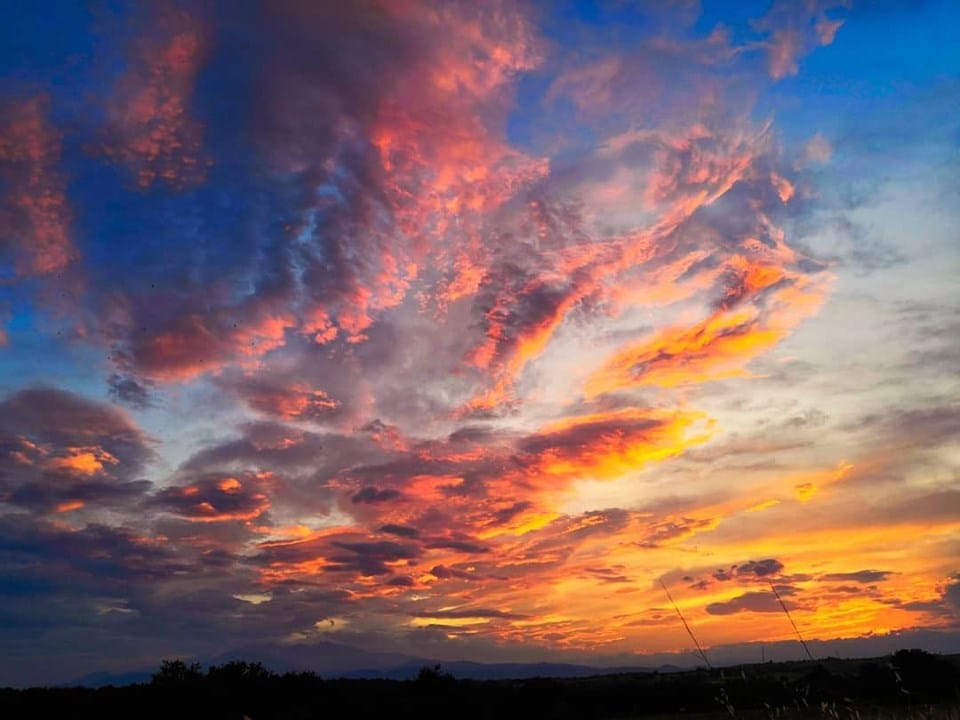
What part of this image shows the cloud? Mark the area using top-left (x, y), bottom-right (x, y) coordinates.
top-left (0, 388), bottom-right (153, 515)
top-left (945, 575), bottom-right (960, 614)
top-left (0, 95), bottom-right (75, 277)
top-left (766, 30), bottom-right (803, 80)
top-left (737, 559), bottom-right (785, 578)
top-left (821, 570), bottom-right (893, 584)
top-left (751, 1), bottom-right (848, 81)
top-left (424, 537), bottom-right (490, 554)
top-left (96, 7), bottom-right (208, 188)
top-left (152, 472), bottom-right (271, 523)
top-left (114, 310), bottom-right (297, 381)
top-left (639, 517), bottom-right (717, 549)
top-left (802, 133), bottom-right (833, 165)
top-left (352, 487), bottom-right (403, 505)
top-left (0, 515), bottom-right (188, 585)
top-left (585, 566), bottom-right (632, 585)
top-left (415, 608), bottom-right (526, 620)
top-left (706, 586), bottom-right (798, 615)
top-left (107, 374), bottom-right (155, 409)
top-left (816, 17), bottom-right (844, 46)
top-left (257, 533), bottom-right (423, 579)
top-left (379, 524), bottom-right (419, 538)
top-left (219, 377), bottom-right (340, 422)
top-left (7, 0), bottom-right (950, 685)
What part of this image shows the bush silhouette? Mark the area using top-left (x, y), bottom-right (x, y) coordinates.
top-left (151, 659), bottom-right (203, 686)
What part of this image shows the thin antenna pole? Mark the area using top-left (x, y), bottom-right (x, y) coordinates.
top-left (769, 582), bottom-right (813, 661)
top-left (660, 579), bottom-right (712, 669)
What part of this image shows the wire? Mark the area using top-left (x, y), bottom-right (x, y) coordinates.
top-left (660, 579), bottom-right (712, 669)
top-left (769, 582), bottom-right (814, 661)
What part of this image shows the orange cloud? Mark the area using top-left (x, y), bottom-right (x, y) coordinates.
top-left (457, 123), bottom-right (776, 412)
top-left (525, 408), bottom-right (713, 488)
top-left (46, 447), bottom-right (119, 476)
top-left (585, 268), bottom-right (830, 398)
top-left (767, 29), bottom-right (802, 80)
top-left (54, 500), bottom-right (85, 514)
top-left (244, 383), bottom-right (339, 420)
top-left (154, 472), bottom-right (270, 523)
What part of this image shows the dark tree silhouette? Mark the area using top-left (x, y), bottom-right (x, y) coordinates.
top-left (151, 659), bottom-right (203, 686)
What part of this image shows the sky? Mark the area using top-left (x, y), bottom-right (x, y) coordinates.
top-left (0, 0), bottom-right (958, 687)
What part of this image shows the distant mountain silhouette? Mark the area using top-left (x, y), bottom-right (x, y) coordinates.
top-left (55, 628), bottom-right (960, 688)
top-left (338, 660), bottom-right (657, 680)
top-left (59, 638), bottom-right (672, 687)
top-left (58, 670), bottom-right (154, 688)
top-left (207, 639), bottom-right (413, 675)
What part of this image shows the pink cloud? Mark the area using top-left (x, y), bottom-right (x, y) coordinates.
top-left (0, 96), bottom-right (75, 276)
top-left (816, 17), bottom-right (844, 45)
top-left (767, 29), bottom-right (802, 80)
top-left (98, 10), bottom-right (208, 188)
top-left (803, 133), bottom-right (833, 165)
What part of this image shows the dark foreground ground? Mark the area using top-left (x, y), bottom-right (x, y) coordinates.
top-left (1, 649), bottom-right (958, 719)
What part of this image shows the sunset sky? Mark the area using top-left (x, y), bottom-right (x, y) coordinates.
top-left (1, 0), bottom-right (958, 687)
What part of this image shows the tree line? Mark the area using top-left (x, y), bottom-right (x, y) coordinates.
top-left (1, 649), bottom-right (958, 719)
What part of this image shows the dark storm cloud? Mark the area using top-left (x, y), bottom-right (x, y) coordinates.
top-left (326, 539), bottom-right (422, 577)
top-left (585, 567), bottom-right (632, 584)
top-left (379, 523), bottom-right (420, 538)
top-left (683, 558), bottom-right (788, 591)
top-left (254, 532), bottom-right (422, 579)
top-left (821, 570), bottom-right (893, 584)
top-left (428, 564), bottom-right (477, 581)
top-left (489, 500), bottom-right (533, 526)
top-left (945, 575), bottom-right (960, 614)
top-left (736, 559), bottom-right (785, 578)
top-left (415, 608), bottom-right (526, 620)
top-left (352, 487), bottom-right (403, 504)
top-left (0, 514), bottom-right (188, 586)
top-left (107, 373), bottom-right (155, 409)
top-left (705, 586), bottom-right (798, 616)
top-left (387, 574), bottom-right (415, 587)
top-left (423, 537), bottom-right (491, 554)
top-left (6, 478), bottom-right (151, 515)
